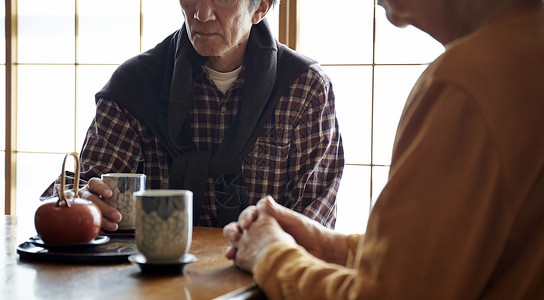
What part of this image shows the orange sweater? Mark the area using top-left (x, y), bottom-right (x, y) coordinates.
top-left (253, 1), bottom-right (544, 299)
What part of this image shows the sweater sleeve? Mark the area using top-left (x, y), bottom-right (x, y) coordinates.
top-left (252, 83), bottom-right (511, 299)
top-left (253, 241), bottom-right (360, 300)
top-left (346, 234), bottom-right (362, 268)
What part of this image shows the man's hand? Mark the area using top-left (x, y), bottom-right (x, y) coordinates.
top-left (77, 177), bottom-right (122, 231)
top-left (224, 196), bottom-right (350, 267)
top-left (225, 210), bottom-right (296, 273)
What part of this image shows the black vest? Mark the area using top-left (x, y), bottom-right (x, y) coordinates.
top-left (96, 20), bottom-right (316, 226)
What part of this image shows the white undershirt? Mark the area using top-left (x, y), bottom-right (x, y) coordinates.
top-left (203, 65), bottom-right (243, 95)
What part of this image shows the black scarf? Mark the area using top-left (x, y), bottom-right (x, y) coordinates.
top-left (96, 20), bottom-right (315, 226)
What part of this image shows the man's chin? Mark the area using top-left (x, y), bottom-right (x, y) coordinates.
top-left (194, 48), bottom-right (221, 57)
top-left (192, 43), bottom-right (221, 57)
top-left (377, 1), bottom-right (410, 28)
top-left (388, 18), bottom-right (410, 28)
top-left (384, 10), bottom-right (410, 28)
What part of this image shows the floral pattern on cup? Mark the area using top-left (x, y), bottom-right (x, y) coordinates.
top-left (101, 173), bottom-right (146, 230)
top-left (135, 190), bottom-right (193, 263)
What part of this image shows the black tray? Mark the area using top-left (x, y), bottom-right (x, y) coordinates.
top-left (17, 235), bottom-right (138, 264)
top-left (28, 235), bottom-right (110, 251)
top-left (102, 229), bottom-right (135, 237)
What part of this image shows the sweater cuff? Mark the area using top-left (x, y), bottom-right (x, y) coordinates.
top-left (253, 241), bottom-right (307, 300)
top-left (346, 234), bottom-right (362, 268)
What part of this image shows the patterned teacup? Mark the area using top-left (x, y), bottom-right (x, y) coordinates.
top-left (101, 173), bottom-right (146, 230)
top-left (134, 190), bottom-right (193, 263)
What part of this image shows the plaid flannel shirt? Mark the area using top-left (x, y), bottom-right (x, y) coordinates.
top-left (43, 64), bottom-right (344, 228)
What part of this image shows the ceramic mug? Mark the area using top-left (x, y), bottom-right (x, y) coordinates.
top-left (134, 190), bottom-right (193, 263)
top-left (101, 173), bottom-right (146, 230)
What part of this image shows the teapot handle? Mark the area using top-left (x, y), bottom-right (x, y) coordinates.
top-left (58, 152), bottom-right (81, 204)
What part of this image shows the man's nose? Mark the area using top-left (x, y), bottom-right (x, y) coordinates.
top-left (194, 0), bottom-right (216, 22)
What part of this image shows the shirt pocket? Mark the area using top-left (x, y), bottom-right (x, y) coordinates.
top-left (243, 139), bottom-right (290, 181)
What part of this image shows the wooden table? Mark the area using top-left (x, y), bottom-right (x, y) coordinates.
top-left (1, 215), bottom-right (265, 300)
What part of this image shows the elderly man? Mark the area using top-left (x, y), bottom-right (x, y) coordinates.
top-left (224, 0), bottom-right (544, 298)
top-left (42, 0), bottom-right (344, 231)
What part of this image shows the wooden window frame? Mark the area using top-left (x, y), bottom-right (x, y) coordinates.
top-left (2, 0), bottom-right (299, 215)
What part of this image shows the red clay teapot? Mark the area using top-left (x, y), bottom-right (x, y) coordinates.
top-left (34, 152), bottom-right (102, 244)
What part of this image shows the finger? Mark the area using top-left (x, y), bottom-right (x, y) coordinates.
top-left (223, 222), bottom-right (242, 242)
top-left (233, 217), bottom-right (289, 273)
top-left (233, 249), bottom-right (252, 273)
top-left (92, 199), bottom-right (120, 232)
top-left (238, 206), bottom-right (259, 230)
top-left (100, 220), bottom-right (119, 232)
top-left (225, 246), bottom-right (237, 260)
top-left (78, 187), bottom-right (121, 231)
top-left (87, 178), bottom-right (113, 198)
top-left (80, 191), bottom-right (122, 221)
top-left (78, 187), bottom-right (100, 202)
top-left (257, 196), bottom-right (298, 225)
top-left (257, 195), bottom-right (279, 215)
top-left (257, 196), bottom-right (317, 244)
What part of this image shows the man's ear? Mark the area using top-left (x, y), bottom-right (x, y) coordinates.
top-left (252, 0), bottom-right (272, 24)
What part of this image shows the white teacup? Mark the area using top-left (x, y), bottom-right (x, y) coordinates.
top-left (134, 190), bottom-right (193, 263)
top-left (101, 173), bottom-right (146, 230)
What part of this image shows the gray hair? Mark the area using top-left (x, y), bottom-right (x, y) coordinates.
top-left (249, 0), bottom-right (279, 12)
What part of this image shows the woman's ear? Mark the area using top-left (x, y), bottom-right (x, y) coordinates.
top-left (252, 0), bottom-right (272, 24)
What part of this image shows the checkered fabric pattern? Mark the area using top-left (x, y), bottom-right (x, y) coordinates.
top-left (42, 64), bottom-right (344, 228)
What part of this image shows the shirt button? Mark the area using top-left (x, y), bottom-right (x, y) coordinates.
top-left (221, 106), bottom-right (227, 113)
